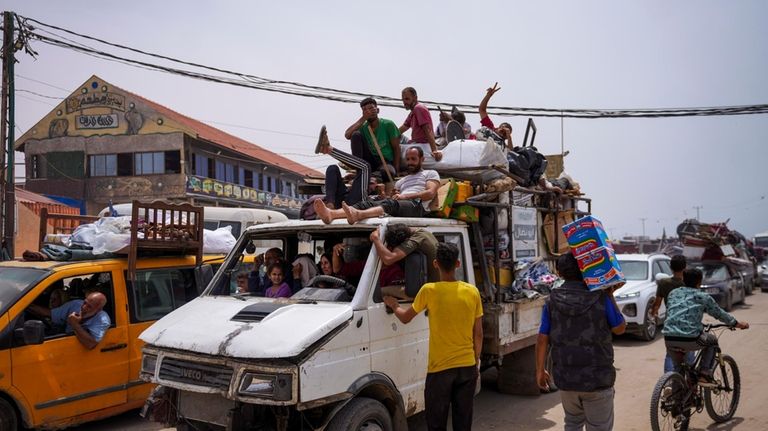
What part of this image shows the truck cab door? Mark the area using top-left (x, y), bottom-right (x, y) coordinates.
top-left (11, 270), bottom-right (129, 427)
top-left (367, 253), bottom-right (430, 415)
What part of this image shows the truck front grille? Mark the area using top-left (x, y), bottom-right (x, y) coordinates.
top-left (159, 357), bottom-right (233, 391)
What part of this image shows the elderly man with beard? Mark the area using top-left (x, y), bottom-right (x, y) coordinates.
top-left (28, 291), bottom-right (111, 350)
top-left (314, 146), bottom-right (440, 224)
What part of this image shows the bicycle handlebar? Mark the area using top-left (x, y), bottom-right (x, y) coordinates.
top-left (704, 323), bottom-right (736, 331)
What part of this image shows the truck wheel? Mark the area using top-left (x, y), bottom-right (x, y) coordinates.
top-left (327, 397), bottom-right (393, 431)
top-left (0, 398), bottom-right (19, 431)
top-left (638, 299), bottom-right (658, 341)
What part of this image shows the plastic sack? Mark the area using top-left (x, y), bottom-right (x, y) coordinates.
top-left (401, 139), bottom-right (507, 180)
top-left (203, 225), bottom-right (237, 254)
top-left (71, 216), bottom-right (133, 254)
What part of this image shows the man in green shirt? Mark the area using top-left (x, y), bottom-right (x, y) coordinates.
top-left (344, 97), bottom-right (401, 182)
top-left (316, 98), bottom-right (400, 208)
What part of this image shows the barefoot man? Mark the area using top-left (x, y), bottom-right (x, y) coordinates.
top-left (314, 146), bottom-right (440, 224)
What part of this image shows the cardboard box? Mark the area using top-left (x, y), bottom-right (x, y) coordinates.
top-left (562, 215), bottom-right (612, 257)
top-left (434, 179), bottom-right (458, 218)
top-left (576, 246), bottom-right (625, 291)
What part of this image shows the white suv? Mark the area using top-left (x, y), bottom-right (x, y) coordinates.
top-left (613, 253), bottom-right (673, 340)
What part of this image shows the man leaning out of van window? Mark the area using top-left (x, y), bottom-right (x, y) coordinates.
top-left (28, 292), bottom-right (111, 350)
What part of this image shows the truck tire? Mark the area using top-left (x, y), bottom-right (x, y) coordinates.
top-left (0, 398), bottom-right (19, 431)
top-left (497, 345), bottom-right (540, 395)
top-left (326, 397), bottom-right (393, 431)
top-left (638, 299), bottom-right (658, 341)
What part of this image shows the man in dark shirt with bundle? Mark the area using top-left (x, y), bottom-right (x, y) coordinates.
top-left (535, 252), bottom-right (625, 431)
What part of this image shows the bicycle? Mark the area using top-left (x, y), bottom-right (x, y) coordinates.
top-left (649, 324), bottom-right (741, 431)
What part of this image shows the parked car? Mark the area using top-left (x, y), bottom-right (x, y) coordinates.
top-left (758, 260), bottom-right (768, 291)
top-left (690, 260), bottom-right (746, 311)
top-left (613, 253), bottom-right (673, 340)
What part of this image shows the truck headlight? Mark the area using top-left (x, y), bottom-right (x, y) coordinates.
top-left (238, 373), bottom-right (292, 401)
top-left (616, 292), bottom-right (640, 300)
top-left (140, 354), bottom-right (158, 380)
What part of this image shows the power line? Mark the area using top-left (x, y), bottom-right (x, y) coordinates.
top-left (16, 14), bottom-right (768, 119)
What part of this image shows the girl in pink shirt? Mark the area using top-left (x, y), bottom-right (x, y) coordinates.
top-left (266, 263), bottom-right (292, 298)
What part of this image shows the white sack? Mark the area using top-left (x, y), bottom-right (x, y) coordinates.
top-left (203, 225), bottom-right (237, 254)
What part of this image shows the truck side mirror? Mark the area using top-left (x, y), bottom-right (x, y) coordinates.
top-left (195, 264), bottom-right (214, 294)
top-left (404, 252), bottom-right (429, 298)
top-left (14, 320), bottom-right (45, 346)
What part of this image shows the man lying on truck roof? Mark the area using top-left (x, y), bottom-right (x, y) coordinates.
top-left (314, 146), bottom-right (440, 224)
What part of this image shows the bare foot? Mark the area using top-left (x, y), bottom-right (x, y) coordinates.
top-left (342, 202), bottom-right (360, 225)
top-left (314, 199), bottom-right (333, 224)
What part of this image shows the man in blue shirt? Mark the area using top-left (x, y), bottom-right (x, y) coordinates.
top-left (29, 291), bottom-right (111, 350)
top-left (662, 268), bottom-right (749, 385)
top-left (536, 252), bottom-right (625, 431)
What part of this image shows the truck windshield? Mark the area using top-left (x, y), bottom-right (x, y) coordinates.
top-left (0, 267), bottom-right (50, 315)
top-left (206, 227), bottom-right (376, 302)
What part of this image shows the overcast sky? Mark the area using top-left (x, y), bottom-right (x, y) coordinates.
top-left (6, 1), bottom-right (768, 239)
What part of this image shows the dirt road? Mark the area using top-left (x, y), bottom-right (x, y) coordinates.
top-left (74, 290), bottom-right (768, 430)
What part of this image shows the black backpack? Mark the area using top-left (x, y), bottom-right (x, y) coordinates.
top-left (508, 118), bottom-right (547, 187)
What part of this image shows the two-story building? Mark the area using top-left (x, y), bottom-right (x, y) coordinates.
top-left (15, 75), bottom-right (319, 218)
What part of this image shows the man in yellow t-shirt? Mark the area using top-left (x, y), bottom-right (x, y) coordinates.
top-left (383, 242), bottom-right (483, 431)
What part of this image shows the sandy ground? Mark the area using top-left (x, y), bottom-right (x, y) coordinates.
top-left (72, 290), bottom-right (768, 431)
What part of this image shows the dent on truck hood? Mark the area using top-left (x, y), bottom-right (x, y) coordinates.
top-left (140, 296), bottom-right (354, 358)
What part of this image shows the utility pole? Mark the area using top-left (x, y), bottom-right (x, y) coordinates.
top-left (693, 205), bottom-right (703, 221)
top-left (0, 11), bottom-right (16, 259)
top-left (639, 217), bottom-right (646, 237)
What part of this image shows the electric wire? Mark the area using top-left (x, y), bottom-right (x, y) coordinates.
top-left (16, 14), bottom-right (768, 119)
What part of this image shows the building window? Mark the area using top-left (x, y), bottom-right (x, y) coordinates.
top-left (240, 168), bottom-right (254, 188)
top-left (225, 163), bottom-right (235, 183)
top-left (135, 152), bottom-right (165, 175)
top-left (90, 154), bottom-right (117, 177)
top-left (194, 154), bottom-right (208, 177)
top-left (165, 150), bottom-right (181, 174)
top-left (215, 160), bottom-right (225, 181)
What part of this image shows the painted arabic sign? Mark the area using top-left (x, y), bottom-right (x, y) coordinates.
top-left (75, 114), bottom-right (119, 129)
top-left (66, 92), bottom-right (126, 113)
top-left (512, 206), bottom-right (539, 259)
top-left (186, 175), bottom-right (302, 210)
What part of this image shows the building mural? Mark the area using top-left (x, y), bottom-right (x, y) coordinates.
top-left (15, 75), bottom-right (320, 218)
top-left (186, 175), bottom-right (302, 210)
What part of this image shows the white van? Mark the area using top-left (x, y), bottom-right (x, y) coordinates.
top-left (99, 204), bottom-right (288, 238)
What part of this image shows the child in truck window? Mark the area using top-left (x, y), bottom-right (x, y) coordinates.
top-left (265, 263), bottom-right (292, 298)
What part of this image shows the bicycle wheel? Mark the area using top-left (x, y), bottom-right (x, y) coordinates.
top-left (650, 372), bottom-right (689, 431)
top-left (705, 354), bottom-right (740, 422)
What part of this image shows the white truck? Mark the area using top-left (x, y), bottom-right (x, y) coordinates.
top-left (138, 172), bottom-right (591, 431)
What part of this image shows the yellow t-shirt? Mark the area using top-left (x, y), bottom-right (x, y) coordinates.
top-left (411, 281), bottom-right (483, 373)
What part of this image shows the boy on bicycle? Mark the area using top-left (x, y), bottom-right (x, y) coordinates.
top-left (662, 268), bottom-right (749, 386)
